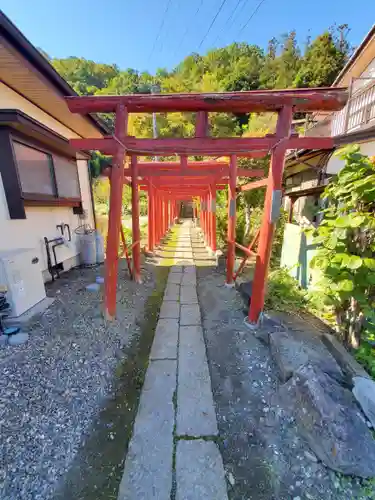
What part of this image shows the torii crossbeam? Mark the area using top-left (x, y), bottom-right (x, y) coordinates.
top-left (66, 88), bottom-right (347, 323)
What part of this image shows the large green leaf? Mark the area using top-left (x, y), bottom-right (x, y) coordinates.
top-left (324, 233), bottom-right (338, 250)
top-left (334, 228), bottom-right (347, 240)
top-left (350, 214), bottom-right (366, 227)
top-left (341, 254), bottom-right (363, 270)
top-left (336, 279), bottom-right (354, 292)
top-left (310, 255), bottom-right (330, 269)
top-left (364, 258), bottom-right (375, 270)
top-left (313, 234), bottom-right (329, 244)
top-left (331, 253), bottom-right (347, 264)
top-left (334, 215), bottom-right (351, 228)
top-left (325, 265), bottom-right (342, 277)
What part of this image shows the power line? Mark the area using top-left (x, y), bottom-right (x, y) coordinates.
top-left (197, 0), bottom-right (230, 51)
top-left (225, 0), bottom-right (251, 37)
top-left (237, 0), bottom-right (266, 37)
top-left (174, 0), bottom-right (205, 58)
top-left (148, 0), bottom-right (174, 64)
top-left (212, 0), bottom-right (244, 46)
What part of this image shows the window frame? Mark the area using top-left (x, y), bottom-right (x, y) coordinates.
top-left (10, 134), bottom-right (82, 207)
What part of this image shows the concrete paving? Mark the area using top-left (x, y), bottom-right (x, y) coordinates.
top-left (167, 272), bottom-right (183, 285)
top-left (176, 440), bottom-right (228, 500)
top-left (177, 325), bottom-right (218, 436)
top-left (117, 221), bottom-right (228, 499)
top-left (180, 285), bottom-right (198, 304)
top-left (164, 283), bottom-right (180, 301)
top-left (180, 304), bottom-right (201, 326)
top-left (150, 319), bottom-right (179, 360)
top-left (159, 300), bottom-right (180, 319)
top-left (117, 359), bottom-right (176, 500)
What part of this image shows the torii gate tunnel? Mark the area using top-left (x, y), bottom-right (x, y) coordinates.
top-left (66, 88), bottom-right (347, 324)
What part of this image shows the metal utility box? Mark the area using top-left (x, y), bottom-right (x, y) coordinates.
top-left (0, 249), bottom-right (46, 317)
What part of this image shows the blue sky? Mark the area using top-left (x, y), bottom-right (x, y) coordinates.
top-left (1, 0), bottom-right (374, 73)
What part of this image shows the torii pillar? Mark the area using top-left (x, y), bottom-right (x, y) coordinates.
top-left (104, 104), bottom-right (127, 320)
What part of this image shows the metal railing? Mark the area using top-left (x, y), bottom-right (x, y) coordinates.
top-left (305, 78), bottom-right (375, 138)
top-left (343, 79), bottom-right (375, 133)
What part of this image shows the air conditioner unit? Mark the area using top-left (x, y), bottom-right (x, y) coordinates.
top-left (0, 249), bottom-right (46, 317)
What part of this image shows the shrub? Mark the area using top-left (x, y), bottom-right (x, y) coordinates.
top-left (309, 146), bottom-right (375, 349)
top-left (265, 267), bottom-right (307, 313)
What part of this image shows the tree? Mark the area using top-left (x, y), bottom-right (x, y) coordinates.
top-left (259, 37), bottom-right (279, 89)
top-left (275, 31), bottom-right (300, 89)
top-left (52, 57), bottom-right (119, 95)
top-left (294, 32), bottom-right (348, 88)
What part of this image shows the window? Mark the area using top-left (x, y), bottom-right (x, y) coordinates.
top-left (13, 141), bottom-right (55, 196)
top-left (12, 140), bottom-right (81, 202)
top-left (54, 156), bottom-right (81, 198)
top-left (0, 112), bottom-right (86, 220)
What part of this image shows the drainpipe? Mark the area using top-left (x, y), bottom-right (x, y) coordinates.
top-left (88, 161), bottom-right (97, 230)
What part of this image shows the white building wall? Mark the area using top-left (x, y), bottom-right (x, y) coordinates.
top-left (326, 140), bottom-right (375, 174)
top-left (0, 82), bottom-right (95, 282)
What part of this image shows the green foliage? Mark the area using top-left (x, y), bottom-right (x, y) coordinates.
top-left (275, 31), bottom-right (301, 89)
top-left (309, 146), bottom-right (375, 349)
top-left (265, 267), bottom-right (308, 312)
top-left (89, 151), bottom-right (111, 178)
top-left (241, 206), bottom-right (287, 267)
top-left (294, 32), bottom-right (348, 88)
top-left (52, 27), bottom-right (350, 139)
top-left (52, 57), bottom-right (119, 95)
top-left (355, 342), bottom-right (375, 379)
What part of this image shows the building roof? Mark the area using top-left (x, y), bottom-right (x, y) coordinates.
top-left (333, 24), bottom-right (375, 86)
top-left (0, 11), bottom-right (108, 137)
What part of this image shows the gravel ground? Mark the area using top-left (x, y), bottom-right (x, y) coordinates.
top-left (196, 264), bottom-right (370, 500)
top-left (0, 258), bottom-right (166, 500)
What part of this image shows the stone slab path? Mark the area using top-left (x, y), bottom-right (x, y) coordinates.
top-left (118, 221), bottom-right (228, 499)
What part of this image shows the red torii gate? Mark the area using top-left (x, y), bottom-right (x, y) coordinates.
top-left (66, 88), bottom-right (347, 324)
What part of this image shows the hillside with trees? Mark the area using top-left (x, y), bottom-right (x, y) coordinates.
top-left (50, 26), bottom-right (352, 248)
top-left (51, 26), bottom-right (351, 139)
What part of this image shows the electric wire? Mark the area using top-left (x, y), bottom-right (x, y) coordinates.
top-left (236, 0), bottom-right (266, 37)
top-left (174, 0), bottom-right (205, 58)
top-left (197, 0), bottom-right (230, 50)
top-left (212, 0), bottom-right (244, 46)
top-left (148, 0), bottom-right (174, 64)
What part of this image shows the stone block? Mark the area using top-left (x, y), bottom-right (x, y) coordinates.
top-left (177, 326), bottom-right (218, 436)
top-left (8, 332), bottom-right (29, 346)
top-left (150, 319), bottom-right (179, 360)
top-left (181, 273), bottom-right (197, 286)
top-left (118, 359), bottom-right (176, 499)
top-left (164, 284), bottom-right (180, 301)
top-left (270, 330), bottom-right (343, 383)
top-left (322, 333), bottom-right (370, 381)
top-left (183, 266), bottom-right (196, 274)
top-left (180, 285), bottom-right (198, 305)
top-left (180, 305), bottom-right (201, 326)
top-left (159, 300), bottom-right (180, 319)
top-left (171, 266), bottom-right (183, 273)
top-left (353, 376), bottom-right (375, 429)
top-left (167, 273), bottom-right (182, 285)
top-left (284, 363), bottom-right (375, 478)
top-left (176, 440), bottom-right (228, 500)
